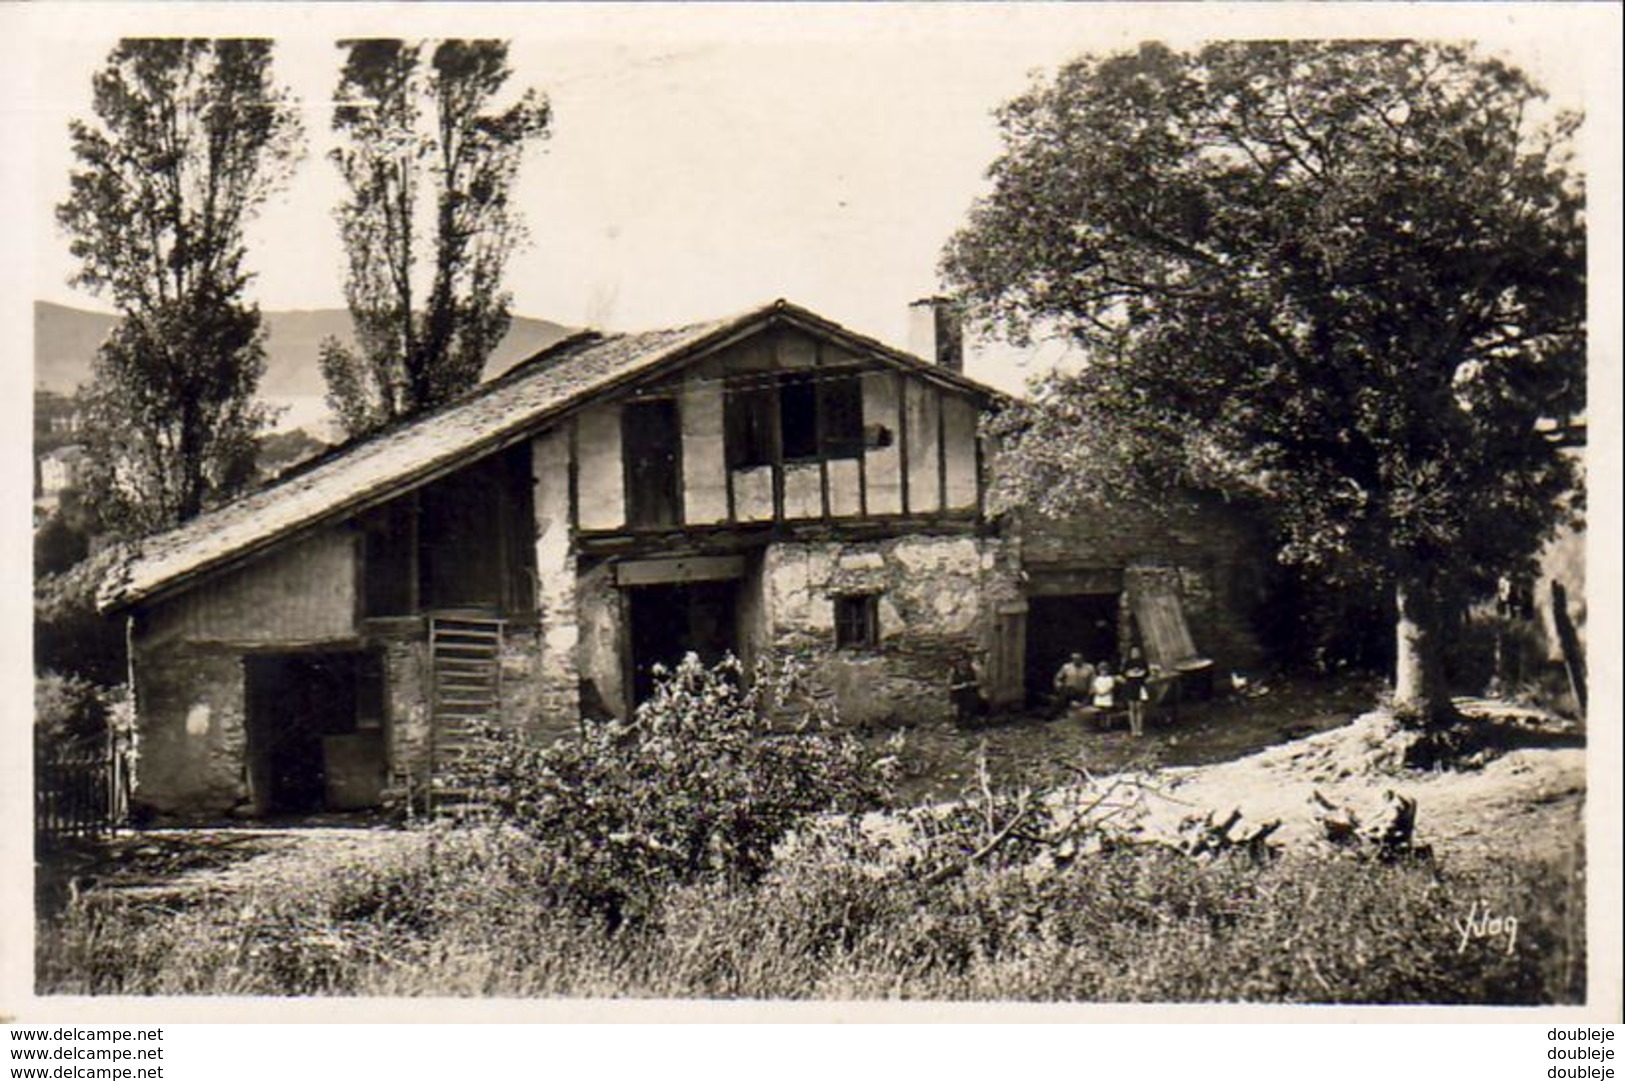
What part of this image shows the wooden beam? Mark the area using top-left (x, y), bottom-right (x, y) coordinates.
top-left (770, 338), bottom-right (785, 522)
top-left (814, 341), bottom-right (831, 519)
top-left (897, 371), bottom-right (910, 515)
top-left (856, 393), bottom-right (869, 519)
top-left (1024, 566), bottom-right (1126, 596)
top-left (724, 379), bottom-right (738, 525)
top-left (671, 396), bottom-right (686, 527)
top-left (974, 424), bottom-right (986, 522)
top-left (614, 554), bottom-right (747, 587)
top-left (407, 491), bottom-right (421, 616)
top-left (618, 587), bottom-right (634, 719)
top-left (350, 524), bottom-right (366, 629)
top-left (573, 509), bottom-right (985, 556)
top-left (567, 416), bottom-right (581, 534)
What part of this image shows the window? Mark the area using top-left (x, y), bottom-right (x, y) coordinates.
top-left (623, 398), bottom-right (681, 528)
top-left (726, 380), bottom-right (777, 469)
top-left (820, 374), bottom-right (864, 459)
top-left (834, 593), bottom-right (880, 649)
top-left (725, 370), bottom-right (866, 468)
top-left (780, 374), bottom-right (819, 460)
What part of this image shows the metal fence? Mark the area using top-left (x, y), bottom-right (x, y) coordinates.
top-left (35, 740), bottom-right (131, 839)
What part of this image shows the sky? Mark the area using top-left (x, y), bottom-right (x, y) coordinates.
top-left (8, 3), bottom-right (1610, 396)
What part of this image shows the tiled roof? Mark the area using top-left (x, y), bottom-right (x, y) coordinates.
top-left (99, 299), bottom-right (1004, 611)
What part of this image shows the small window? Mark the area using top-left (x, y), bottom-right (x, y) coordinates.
top-left (725, 370), bottom-right (868, 470)
top-left (834, 593), bottom-right (880, 649)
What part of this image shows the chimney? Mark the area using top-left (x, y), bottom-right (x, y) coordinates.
top-left (908, 296), bottom-right (964, 374)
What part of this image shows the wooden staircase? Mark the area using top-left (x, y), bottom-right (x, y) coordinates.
top-left (428, 612), bottom-right (505, 811)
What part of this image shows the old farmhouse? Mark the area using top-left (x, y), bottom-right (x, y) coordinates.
top-left (99, 299), bottom-right (1267, 819)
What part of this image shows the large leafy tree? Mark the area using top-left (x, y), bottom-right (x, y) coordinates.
top-left (944, 42), bottom-right (1585, 724)
top-left (58, 39), bottom-right (302, 535)
top-left (320, 39), bottom-right (551, 437)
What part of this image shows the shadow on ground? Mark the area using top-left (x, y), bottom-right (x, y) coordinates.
top-left (36, 833), bottom-right (282, 917)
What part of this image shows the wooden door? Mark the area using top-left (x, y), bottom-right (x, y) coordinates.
top-left (988, 604), bottom-right (1028, 708)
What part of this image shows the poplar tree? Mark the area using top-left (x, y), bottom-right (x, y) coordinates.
top-left (58, 38), bottom-right (303, 534)
top-left (320, 39), bottom-right (551, 436)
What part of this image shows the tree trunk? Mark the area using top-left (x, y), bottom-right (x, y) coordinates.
top-left (1392, 575), bottom-right (1456, 728)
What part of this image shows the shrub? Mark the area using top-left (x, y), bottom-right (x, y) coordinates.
top-left (35, 548), bottom-right (127, 687)
top-left (35, 672), bottom-right (121, 758)
top-left (477, 654), bottom-right (900, 929)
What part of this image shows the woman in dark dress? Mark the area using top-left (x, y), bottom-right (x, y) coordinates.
top-left (1122, 646), bottom-right (1151, 737)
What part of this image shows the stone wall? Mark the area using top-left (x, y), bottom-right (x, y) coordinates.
top-left (378, 631), bottom-right (431, 810)
top-left (576, 560), bottom-right (624, 720)
top-left (372, 621), bottom-right (558, 811)
top-left (531, 428), bottom-right (583, 738)
top-left (128, 644), bottom-right (248, 816)
top-left (498, 625), bottom-right (546, 738)
top-left (758, 533), bottom-right (1019, 725)
top-left (1012, 497), bottom-right (1269, 675)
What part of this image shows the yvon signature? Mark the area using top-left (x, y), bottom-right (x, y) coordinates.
top-left (1454, 900), bottom-right (1518, 956)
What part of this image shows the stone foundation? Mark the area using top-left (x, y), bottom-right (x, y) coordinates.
top-left (128, 644), bottom-right (249, 817)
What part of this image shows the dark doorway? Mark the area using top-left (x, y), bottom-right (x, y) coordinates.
top-left (627, 580), bottom-right (739, 705)
top-left (624, 398), bottom-right (682, 528)
top-left (1025, 594), bottom-right (1120, 707)
top-left (244, 652), bottom-right (385, 814)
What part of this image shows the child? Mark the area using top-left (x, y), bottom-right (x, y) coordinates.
top-left (1090, 661), bottom-right (1118, 727)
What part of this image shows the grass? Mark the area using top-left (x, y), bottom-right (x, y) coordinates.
top-left (35, 669), bottom-right (1586, 1003)
top-left (37, 821), bottom-right (1585, 1003)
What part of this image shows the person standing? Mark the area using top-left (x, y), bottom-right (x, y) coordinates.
top-left (950, 651), bottom-right (988, 726)
top-left (1052, 652), bottom-right (1096, 718)
top-left (1122, 646), bottom-right (1152, 737)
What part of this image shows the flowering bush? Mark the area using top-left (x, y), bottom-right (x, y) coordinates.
top-left (482, 654), bottom-right (900, 929)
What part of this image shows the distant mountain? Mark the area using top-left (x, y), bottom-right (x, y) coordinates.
top-left (33, 302), bottom-right (118, 392)
top-left (34, 301), bottom-right (577, 433)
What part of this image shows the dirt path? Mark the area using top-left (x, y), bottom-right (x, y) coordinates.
top-left (1125, 703), bottom-right (1585, 863)
top-left (893, 676), bottom-right (1382, 803)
